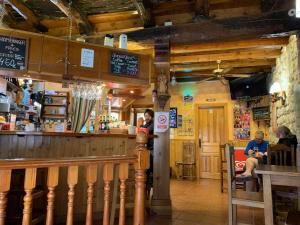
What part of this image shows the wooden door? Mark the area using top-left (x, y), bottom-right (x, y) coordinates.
top-left (198, 106), bottom-right (226, 179)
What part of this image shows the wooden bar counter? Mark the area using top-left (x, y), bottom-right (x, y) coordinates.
top-left (0, 131), bottom-right (139, 223)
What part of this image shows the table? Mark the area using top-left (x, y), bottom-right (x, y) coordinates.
top-left (256, 165), bottom-right (300, 225)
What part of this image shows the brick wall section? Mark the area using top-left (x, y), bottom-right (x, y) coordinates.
top-left (269, 35), bottom-right (300, 141)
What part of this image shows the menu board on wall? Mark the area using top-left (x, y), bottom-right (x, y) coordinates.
top-left (234, 103), bottom-right (250, 140)
top-left (0, 35), bottom-right (28, 71)
top-left (170, 107), bottom-right (177, 128)
top-left (110, 51), bottom-right (139, 76)
top-left (252, 106), bottom-right (270, 121)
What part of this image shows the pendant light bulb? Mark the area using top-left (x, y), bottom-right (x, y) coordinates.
top-left (171, 76), bottom-right (177, 86)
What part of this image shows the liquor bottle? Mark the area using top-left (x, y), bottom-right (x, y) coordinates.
top-left (67, 118), bottom-right (72, 131)
top-left (102, 115), bottom-right (107, 130)
top-left (106, 116), bottom-right (110, 130)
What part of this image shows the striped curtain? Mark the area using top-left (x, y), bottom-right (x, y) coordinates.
top-left (71, 97), bottom-right (96, 132)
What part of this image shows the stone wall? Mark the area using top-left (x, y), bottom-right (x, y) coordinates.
top-left (269, 35), bottom-right (300, 142)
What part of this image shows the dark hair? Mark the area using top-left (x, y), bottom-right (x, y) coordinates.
top-left (277, 126), bottom-right (292, 137)
top-left (144, 109), bottom-right (154, 118)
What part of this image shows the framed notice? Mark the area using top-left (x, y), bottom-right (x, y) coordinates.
top-left (80, 48), bottom-right (94, 68)
top-left (0, 35), bottom-right (28, 71)
top-left (170, 107), bottom-right (177, 128)
top-left (154, 112), bottom-right (169, 133)
top-left (110, 51), bottom-right (139, 77)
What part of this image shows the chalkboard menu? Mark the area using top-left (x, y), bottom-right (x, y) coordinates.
top-left (252, 106), bottom-right (270, 121)
top-left (110, 51), bottom-right (139, 76)
top-left (0, 35), bottom-right (28, 71)
top-left (170, 107), bottom-right (177, 128)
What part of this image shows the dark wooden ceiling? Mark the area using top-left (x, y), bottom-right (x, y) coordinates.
top-left (1, 0), bottom-right (299, 84)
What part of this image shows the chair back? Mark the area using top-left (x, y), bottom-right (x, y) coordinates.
top-left (225, 143), bottom-right (236, 192)
top-left (267, 144), bottom-right (295, 166)
top-left (182, 141), bottom-right (196, 164)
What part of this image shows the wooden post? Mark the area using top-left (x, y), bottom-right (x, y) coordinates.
top-left (133, 132), bottom-right (150, 225)
top-left (85, 165), bottom-right (98, 225)
top-left (152, 38), bottom-right (172, 215)
top-left (118, 163), bottom-right (128, 225)
top-left (103, 163), bottom-right (114, 225)
top-left (0, 170), bottom-right (11, 225)
top-left (22, 168), bottom-right (37, 225)
top-left (46, 167), bottom-right (59, 225)
top-left (66, 166), bottom-right (78, 225)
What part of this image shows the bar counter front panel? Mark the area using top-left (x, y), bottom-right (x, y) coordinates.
top-left (0, 131), bottom-right (138, 222)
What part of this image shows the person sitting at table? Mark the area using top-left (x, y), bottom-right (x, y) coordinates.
top-left (241, 131), bottom-right (269, 177)
top-left (275, 125), bottom-right (298, 165)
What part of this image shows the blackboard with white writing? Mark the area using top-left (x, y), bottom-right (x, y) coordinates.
top-left (0, 35), bottom-right (27, 71)
top-left (110, 51), bottom-right (139, 77)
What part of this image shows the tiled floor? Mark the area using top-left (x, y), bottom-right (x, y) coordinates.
top-left (143, 179), bottom-right (264, 225)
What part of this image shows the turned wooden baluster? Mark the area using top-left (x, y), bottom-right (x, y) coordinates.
top-left (46, 167), bottom-right (59, 225)
top-left (66, 166), bottom-right (78, 225)
top-left (133, 132), bottom-right (150, 225)
top-left (22, 168), bottom-right (37, 225)
top-left (0, 169), bottom-right (11, 225)
top-left (85, 165), bottom-right (97, 225)
top-left (118, 163), bottom-right (128, 225)
top-left (103, 163), bottom-right (114, 225)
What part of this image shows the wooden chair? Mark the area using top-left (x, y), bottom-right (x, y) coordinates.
top-left (226, 144), bottom-right (264, 225)
top-left (220, 144), bottom-right (227, 192)
top-left (267, 144), bottom-right (295, 166)
top-left (176, 141), bottom-right (196, 180)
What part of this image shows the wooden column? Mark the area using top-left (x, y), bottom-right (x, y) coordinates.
top-left (22, 168), bottom-right (37, 225)
top-left (66, 166), bottom-right (78, 225)
top-left (0, 170), bottom-right (11, 225)
top-left (103, 163), bottom-right (114, 225)
top-left (151, 38), bottom-right (172, 215)
top-left (118, 163), bottom-right (128, 225)
top-left (46, 167), bottom-right (59, 225)
top-left (85, 165), bottom-right (97, 225)
top-left (133, 133), bottom-right (150, 225)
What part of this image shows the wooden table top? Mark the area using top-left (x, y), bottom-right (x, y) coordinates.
top-left (256, 165), bottom-right (300, 176)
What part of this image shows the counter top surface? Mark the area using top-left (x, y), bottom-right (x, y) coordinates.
top-left (0, 131), bottom-right (137, 138)
top-left (0, 131), bottom-right (158, 138)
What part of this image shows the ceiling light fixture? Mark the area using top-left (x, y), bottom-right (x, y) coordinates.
top-left (130, 90), bottom-right (134, 94)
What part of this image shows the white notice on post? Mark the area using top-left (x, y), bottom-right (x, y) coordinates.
top-left (81, 48), bottom-right (94, 68)
top-left (154, 112), bottom-right (169, 133)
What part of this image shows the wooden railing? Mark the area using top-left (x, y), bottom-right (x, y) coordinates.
top-left (0, 133), bottom-right (150, 225)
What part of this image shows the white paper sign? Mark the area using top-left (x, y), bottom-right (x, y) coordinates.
top-left (81, 48), bottom-right (94, 68)
top-left (154, 112), bottom-right (169, 133)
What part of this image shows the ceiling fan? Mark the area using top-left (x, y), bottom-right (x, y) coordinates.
top-left (172, 60), bottom-right (252, 85)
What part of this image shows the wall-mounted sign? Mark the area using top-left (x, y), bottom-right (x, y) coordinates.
top-left (183, 94), bottom-right (193, 103)
top-left (252, 106), bottom-right (270, 121)
top-left (80, 48), bottom-right (94, 68)
top-left (177, 115), bottom-right (183, 128)
top-left (154, 112), bottom-right (169, 133)
top-left (170, 107), bottom-right (177, 128)
top-left (234, 103), bottom-right (250, 140)
top-left (110, 51), bottom-right (139, 77)
top-left (0, 35), bottom-right (28, 71)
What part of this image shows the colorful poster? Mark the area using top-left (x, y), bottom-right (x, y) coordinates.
top-left (170, 107), bottom-right (177, 128)
top-left (154, 112), bottom-right (169, 133)
top-left (234, 103), bottom-right (251, 140)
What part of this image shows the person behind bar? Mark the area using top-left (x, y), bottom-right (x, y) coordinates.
top-left (241, 131), bottom-right (269, 177)
top-left (141, 109), bottom-right (154, 193)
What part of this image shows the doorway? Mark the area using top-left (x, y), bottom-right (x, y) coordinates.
top-left (197, 104), bottom-right (228, 179)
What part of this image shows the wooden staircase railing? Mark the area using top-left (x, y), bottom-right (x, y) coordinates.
top-left (0, 132), bottom-right (150, 225)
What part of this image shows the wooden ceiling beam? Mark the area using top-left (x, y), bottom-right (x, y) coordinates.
top-left (131, 0), bottom-right (152, 27)
top-left (171, 59), bottom-right (276, 72)
top-left (49, 0), bottom-right (92, 34)
top-left (5, 0), bottom-right (39, 27)
top-left (88, 11), bottom-right (140, 23)
top-left (171, 37), bottom-right (289, 54)
top-left (174, 67), bottom-right (272, 77)
top-left (126, 10), bottom-right (299, 44)
top-left (171, 49), bottom-right (281, 64)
